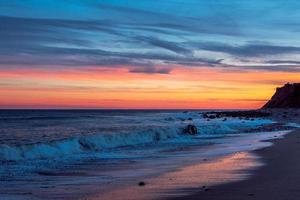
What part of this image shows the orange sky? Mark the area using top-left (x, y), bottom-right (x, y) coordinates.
top-left (0, 66), bottom-right (298, 109)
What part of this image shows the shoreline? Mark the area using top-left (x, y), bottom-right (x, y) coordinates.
top-left (93, 131), bottom-right (284, 200)
top-left (166, 128), bottom-right (300, 200)
top-left (1, 110), bottom-right (299, 200)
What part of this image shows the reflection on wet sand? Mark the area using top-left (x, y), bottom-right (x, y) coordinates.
top-left (94, 152), bottom-right (262, 200)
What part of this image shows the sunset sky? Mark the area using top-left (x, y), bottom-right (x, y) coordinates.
top-left (0, 0), bottom-right (300, 109)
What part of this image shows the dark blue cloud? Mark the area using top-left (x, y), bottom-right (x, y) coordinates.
top-left (0, 0), bottom-right (300, 73)
top-left (135, 36), bottom-right (191, 54)
top-left (129, 66), bottom-right (172, 74)
top-left (192, 42), bottom-right (300, 57)
top-left (265, 60), bottom-right (300, 65)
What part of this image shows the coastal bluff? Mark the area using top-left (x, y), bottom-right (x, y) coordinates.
top-left (263, 83), bottom-right (300, 108)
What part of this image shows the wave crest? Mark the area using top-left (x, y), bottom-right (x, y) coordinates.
top-left (0, 127), bottom-right (180, 161)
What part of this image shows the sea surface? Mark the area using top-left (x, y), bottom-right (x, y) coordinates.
top-left (0, 110), bottom-right (295, 200)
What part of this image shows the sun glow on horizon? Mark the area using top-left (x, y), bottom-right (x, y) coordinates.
top-left (0, 66), bottom-right (298, 109)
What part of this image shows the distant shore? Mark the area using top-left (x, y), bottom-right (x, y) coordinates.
top-left (167, 110), bottom-right (300, 200)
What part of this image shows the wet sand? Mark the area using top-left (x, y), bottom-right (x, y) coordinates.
top-left (168, 128), bottom-right (300, 200)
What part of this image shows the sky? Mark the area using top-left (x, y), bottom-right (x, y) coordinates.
top-left (0, 0), bottom-right (299, 109)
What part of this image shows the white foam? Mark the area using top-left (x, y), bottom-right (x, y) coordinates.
top-left (0, 127), bottom-right (181, 161)
top-left (0, 115), bottom-right (277, 162)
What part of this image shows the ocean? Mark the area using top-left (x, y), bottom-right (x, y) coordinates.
top-left (0, 110), bottom-right (293, 200)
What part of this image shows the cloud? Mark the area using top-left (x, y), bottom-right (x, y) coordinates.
top-left (1, 0), bottom-right (300, 74)
top-left (192, 42), bottom-right (300, 57)
top-left (129, 66), bottom-right (172, 74)
top-left (224, 64), bottom-right (300, 72)
top-left (265, 60), bottom-right (300, 65)
top-left (135, 36), bottom-right (191, 54)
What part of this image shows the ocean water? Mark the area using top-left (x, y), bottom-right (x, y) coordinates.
top-left (0, 110), bottom-right (294, 200)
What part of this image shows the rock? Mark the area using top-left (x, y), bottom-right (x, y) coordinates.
top-left (165, 117), bottom-right (175, 121)
top-left (138, 181), bottom-right (146, 186)
top-left (202, 113), bottom-right (209, 118)
top-left (203, 110), bottom-right (270, 119)
top-left (184, 124), bottom-right (198, 135)
top-left (208, 115), bottom-right (216, 119)
top-left (263, 83), bottom-right (300, 108)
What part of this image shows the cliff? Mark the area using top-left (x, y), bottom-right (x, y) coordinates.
top-left (263, 83), bottom-right (300, 108)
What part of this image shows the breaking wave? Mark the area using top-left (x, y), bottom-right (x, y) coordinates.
top-left (0, 117), bottom-right (278, 162)
top-left (0, 126), bottom-right (181, 161)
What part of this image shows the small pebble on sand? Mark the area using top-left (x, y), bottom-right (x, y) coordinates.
top-left (138, 181), bottom-right (146, 186)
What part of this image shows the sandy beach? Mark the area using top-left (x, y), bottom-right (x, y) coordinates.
top-left (168, 126), bottom-right (300, 200)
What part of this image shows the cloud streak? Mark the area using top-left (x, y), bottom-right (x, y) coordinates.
top-left (0, 0), bottom-right (300, 73)
top-left (193, 42), bottom-right (300, 57)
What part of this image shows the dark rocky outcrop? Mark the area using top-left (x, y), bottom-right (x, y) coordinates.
top-left (203, 110), bottom-right (270, 119)
top-left (183, 124), bottom-right (198, 135)
top-left (263, 83), bottom-right (300, 108)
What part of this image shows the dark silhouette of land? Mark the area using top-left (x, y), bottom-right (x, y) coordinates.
top-left (263, 83), bottom-right (300, 108)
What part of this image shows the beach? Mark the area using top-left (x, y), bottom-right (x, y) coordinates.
top-left (1, 109), bottom-right (299, 200)
top-left (168, 113), bottom-right (300, 200)
top-left (0, 109), bottom-right (293, 200)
